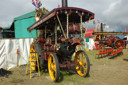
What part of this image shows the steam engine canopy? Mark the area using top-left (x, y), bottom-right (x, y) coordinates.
top-left (27, 7), bottom-right (94, 31)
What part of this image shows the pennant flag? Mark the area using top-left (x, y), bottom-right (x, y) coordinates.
top-left (93, 20), bottom-right (95, 24)
top-left (97, 20), bottom-right (100, 23)
top-left (58, 4), bottom-right (61, 8)
top-left (32, 0), bottom-right (42, 8)
top-left (105, 25), bottom-right (109, 28)
top-left (125, 28), bottom-right (128, 32)
top-left (103, 23), bottom-right (106, 26)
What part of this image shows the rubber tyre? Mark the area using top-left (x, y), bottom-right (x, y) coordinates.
top-left (48, 53), bottom-right (60, 82)
top-left (75, 50), bottom-right (90, 77)
top-left (114, 39), bottom-right (125, 49)
top-left (33, 43), bottom-right (44, 70)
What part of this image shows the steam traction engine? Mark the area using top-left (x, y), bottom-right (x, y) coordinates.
top-left (27, 0), bottom-right (95, 82)
top-left (95, 34), bottom-right (127, 49)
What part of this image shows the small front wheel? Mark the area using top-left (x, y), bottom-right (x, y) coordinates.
top-left (48, 53), bottom-right (60, 82)
top-left (75, 50), bottom-right (90, 77)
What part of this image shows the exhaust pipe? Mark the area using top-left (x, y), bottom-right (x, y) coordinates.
top-left (62, 0), bottom-right (68, 7)
top-left (101, 23), bottom-right (103, 32)
top-left (101, 23), bottom-right (103, 40)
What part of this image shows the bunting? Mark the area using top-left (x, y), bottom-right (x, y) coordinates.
top-left (32, 0), bottom-right (42, 8)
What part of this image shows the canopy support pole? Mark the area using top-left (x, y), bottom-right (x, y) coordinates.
top-left (85, 17), bottom-right (91, 33)
top-left (55, 23), bottom-right (57, 45)
top-left (45, 27), bottom-right (46, 38)
top-left (80, 16), bottom-right (83, 37)
top-left (67, 14), bottom-right (69, 38)
top-left (56, 14), bottom-right (67, 39)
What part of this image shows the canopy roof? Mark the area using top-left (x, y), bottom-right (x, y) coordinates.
top-left (27, 7), bottom-right (95, 31)
top-left (14, 11), bottom-right (35, 21)
top-left (85, 29), bottom-right (94, 38)
top-left (9, 11), bottom-right (35, 31)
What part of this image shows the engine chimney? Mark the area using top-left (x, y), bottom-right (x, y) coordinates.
top-left (101, 23), bottom-right (103, 40)
top-left (62, 0), bottom-right (68, 7)
top-left (101, 23), bottom-right (103, 32)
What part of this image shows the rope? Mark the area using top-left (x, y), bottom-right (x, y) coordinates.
top-left (67, 14), bottom-right (69, 38)
top-left (56, 14), bottom-right (67, 39)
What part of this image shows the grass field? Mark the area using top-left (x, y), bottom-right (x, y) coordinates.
top-left (0, 46), bottom-right (128, 85)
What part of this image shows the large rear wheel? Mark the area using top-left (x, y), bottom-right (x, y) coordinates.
top-left (75, 50), bottom-right (90, 77)
top-left (30, 43), bottom-right (44, 70)
top-left (48, 53), bottom-right (60, 82)
top-left (114, 39), bottom-right (125, 49)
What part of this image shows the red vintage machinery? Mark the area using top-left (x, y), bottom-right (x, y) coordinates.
top-left (95, 32), bottom-right (127, 49)
top-left (27, 0), bottom-right (94, 82)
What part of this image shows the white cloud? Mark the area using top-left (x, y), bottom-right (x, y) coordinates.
top-left (103, 0), bottom-right (122, 15)
top-left (102, 0), bottom-right (128, 31)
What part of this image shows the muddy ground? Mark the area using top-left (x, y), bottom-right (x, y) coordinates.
top-left (0, 46), bottom-right (128, 85)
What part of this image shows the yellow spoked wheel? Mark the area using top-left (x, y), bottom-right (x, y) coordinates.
top-left (48, 53), bottom-right (60, 82)
top-left (75, 50), bottom-right (90, 77)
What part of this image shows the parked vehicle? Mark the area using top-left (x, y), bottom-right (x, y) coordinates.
top-left (27, 0), bottom-right (94, 82)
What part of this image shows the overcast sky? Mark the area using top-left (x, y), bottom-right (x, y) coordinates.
top-left (0, 0), bottom-right (127, 32)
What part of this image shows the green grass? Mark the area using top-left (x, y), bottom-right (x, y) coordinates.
top-left (1, 46), bottom-right (128, 85)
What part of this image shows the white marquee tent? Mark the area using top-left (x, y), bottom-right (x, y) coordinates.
top-left (0, 38), bottom-right (33, 69)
